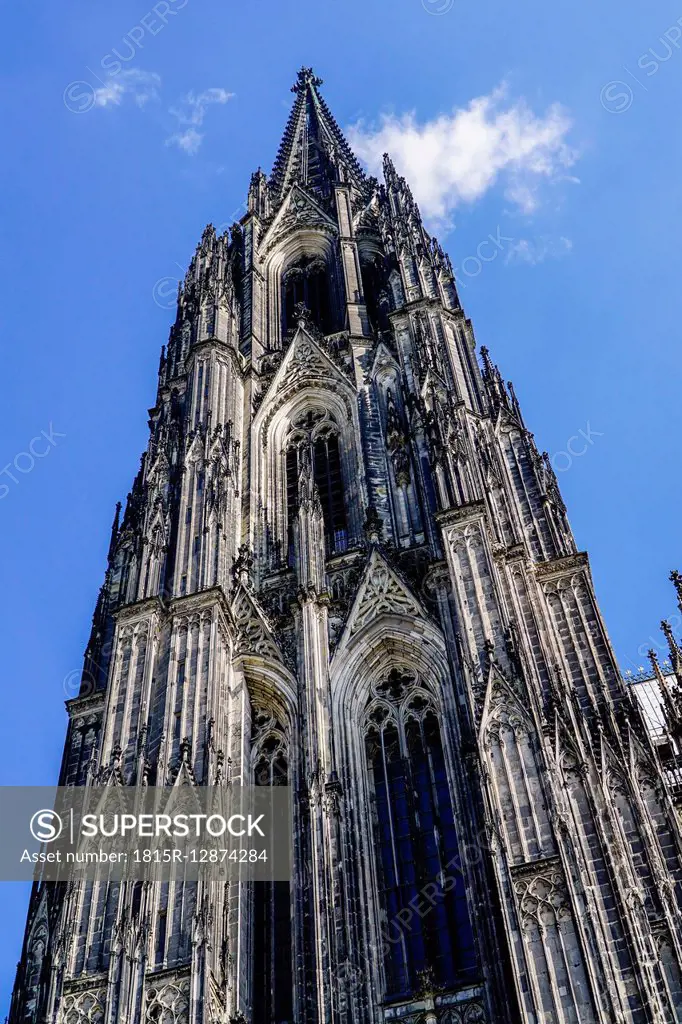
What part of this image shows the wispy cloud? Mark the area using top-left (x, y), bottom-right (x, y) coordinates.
top-left (505, 236), bottom-right (573, 266)
top-left (167, 127), bottom-right (203, 155)
top-left (92, 69), bottom-right (161, 109)
top-left (347, 85), bottom-right (578, 230)
top-left (166, 88), bottom-right (234, 154)
top-left (74, 75), bottom-right (231, 156)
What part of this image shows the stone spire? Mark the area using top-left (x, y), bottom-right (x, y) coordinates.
top-left (661, 618), bottom-right (682, 685)
top-left (268, 66), bottom-right (366, 205)
top-left (648, 647), bottom-right (682, 736)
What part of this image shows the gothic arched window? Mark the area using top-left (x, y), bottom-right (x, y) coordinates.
top-left (285, 409), bottom-right (348, 562)
top-left (252, 710), bottom-right (293, 1024)
top-left (282, 256), bottom-right (332, 335)
top-left (364, 670), bottom-right (477, 999)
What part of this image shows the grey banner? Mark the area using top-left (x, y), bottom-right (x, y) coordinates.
top-left (0, 786), bottom-right (292, 881)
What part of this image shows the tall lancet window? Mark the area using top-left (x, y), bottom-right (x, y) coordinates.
top-left (364, 670), bottom-right (477, 1000)
top-left (285, 446), bottom-right (300, 566)
top-left (313, 428), bottom-right (346, 554)
top-left (360, 256), bottom-right (390, 335)
top-left (282, 256), bottom-right (332, 335)
top-left (252, 709), bottom-right (293, 1024)
top-left (285, 409), bottom-right (348, 562)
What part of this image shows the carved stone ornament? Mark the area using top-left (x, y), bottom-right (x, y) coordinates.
top-left (145, 978), bottom-right (190, 1024)
top-left (232, 587), bottom-right (282, 662)
top-left (348, 552), bottom-right (423, 636)
top-left (61, 990), bottom-right (106, 1024)
top-left (511, 859), bottom-right (571, 930)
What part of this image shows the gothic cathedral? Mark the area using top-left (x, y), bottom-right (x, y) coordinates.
top-left (10, 68), bottom-right (682, 1024)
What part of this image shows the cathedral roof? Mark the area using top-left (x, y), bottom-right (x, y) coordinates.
top-left (269, 67), bottom-right (367, 206)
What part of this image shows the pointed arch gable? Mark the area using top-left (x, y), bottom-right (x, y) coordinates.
top-left (254, 325), bottom-right (355, 438)
top-left (553, 720), bottom-right (585, 778)
top-left (478, 670), bottom-right (535, 745)
top-left (330, 588), bottom-right (451, 727)
top-left (370, 340), bottom-right (400, 382)
top-left (331, 548), bottom-right (431, 660)
top-left (231, 585), bottom-right (284, 665)
top-left (260, 183), bottom-right (338, 256)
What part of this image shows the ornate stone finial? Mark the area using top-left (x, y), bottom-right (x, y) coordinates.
top-left (107, 501), bottom-right (122, 563)
top-left (248, 167), bottom-right (270, 217)
top-left (180, 737), bottom-right (192, 763)
top-left (382, 152), bottom-right (397, 182)
top-left (200, 223), bottom-right (216, 248)
top-left (291, 67), bottom-right (323, 93)
top-left (670, 569), bottom-right (682, 606)
top-left (480, 345), bottom-right (494, 373)
top-left (293, 301), bottom-right (315, 334)
top-left (507, 379), bottom-right (525, 424)
top-left (648, 648), bottom-right (682, 736)
top-left (661, 620), bottom-right (679, 656)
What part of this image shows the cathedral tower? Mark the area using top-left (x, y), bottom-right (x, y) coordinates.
top-left (10, 67), bottom-right (682, 1024)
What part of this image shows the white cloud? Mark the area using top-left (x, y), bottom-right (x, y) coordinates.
top-left (169, 88), bottom-right (234, 125)
top-left (347, 85), bottom-right (577, 230)
top-left (86, 76), bottom-right (231, 155)
top-left (505, 236), bottom-right (573, 266)
top-left (166, 88), bottom-right (234, 154)
top-left (166, 128), bottom-right (203, 155)
top-left (93, 69), bottom-right (160, 109)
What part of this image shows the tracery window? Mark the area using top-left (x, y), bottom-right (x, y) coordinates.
top-left (145, 980), bottom-right (189, 1024)
top-left (364, 669), bottom-right (477, 999)
top-left (252, 709), bottom-right (293, 1024)
top-left (282, 255), bottom-right (332, 335)
top-left (62, 991), bottom-right (106, 1024)
top-left (285, 408), bottom-right (348, 561)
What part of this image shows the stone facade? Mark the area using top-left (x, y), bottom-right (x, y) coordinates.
top-left (9, 67), bottom-right (682, 1024)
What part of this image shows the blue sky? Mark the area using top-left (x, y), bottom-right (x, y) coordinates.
top-left (1, 0), bottom-right (681, 1004)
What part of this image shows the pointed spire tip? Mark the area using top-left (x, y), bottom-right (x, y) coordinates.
top-left (291, 67), bottom-right (323, 93)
